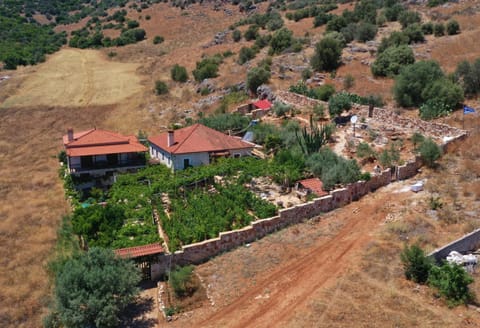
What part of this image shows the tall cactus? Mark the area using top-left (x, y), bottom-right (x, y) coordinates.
top-left (296, 115), bottom-right (333, 155)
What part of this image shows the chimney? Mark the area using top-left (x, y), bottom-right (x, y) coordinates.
top-left (67, 128), bottom-right (74, 142)
top-left (167, 130), bottom-right (174, 147)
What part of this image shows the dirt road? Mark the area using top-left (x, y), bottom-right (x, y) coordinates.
top-left (192, 188), bottom-right (408, 328)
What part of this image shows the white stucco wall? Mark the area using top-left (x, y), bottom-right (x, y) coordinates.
top-left (149, 144), bottom-right (253, 170)
top-left (229, 148), bottom-right (252, 158)
top-left (171, 153), bottom-right (209, 170)
top-left (150, 144), bottom-right (174, 169)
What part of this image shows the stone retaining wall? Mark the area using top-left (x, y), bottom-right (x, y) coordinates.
top-left (429, 229), bottom-right (480, 262)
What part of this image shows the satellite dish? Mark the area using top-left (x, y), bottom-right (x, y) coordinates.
top-left (350, 115), bottom-right (358, 124)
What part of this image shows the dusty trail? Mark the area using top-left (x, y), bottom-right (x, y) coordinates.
top-left (199, 191), bottom-right (403, 328)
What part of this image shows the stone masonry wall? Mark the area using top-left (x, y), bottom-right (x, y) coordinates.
top-left (152, 110), bottom-right (466, 274)
top-left (429, 229), bottom-right (480, 262)
top-left (156, 168), bottom-right (398, 271)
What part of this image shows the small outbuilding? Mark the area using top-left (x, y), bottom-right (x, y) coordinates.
top-left (296, 178), bottom-right (329, 199)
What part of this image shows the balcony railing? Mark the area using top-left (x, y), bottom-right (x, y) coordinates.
top-left (70, 159), bottom-right (146, 173)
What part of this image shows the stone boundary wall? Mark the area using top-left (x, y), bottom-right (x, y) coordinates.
top-left (428, 229), bottom-right (480, 262)
top-left (276, 91), bottom-right (328, 111)
top-left (151, 109), bottom-right (467, 274)
top-left (155, 169), bottom-right (393, 270)
top-left (355, 105), bottom-right (467, 141)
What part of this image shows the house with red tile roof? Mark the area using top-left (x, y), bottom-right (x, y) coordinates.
top-left (296, 178), bottom-right (329, 198)
top-left (148, 124), bottom-right (255, 170)
top-left (63, 128), bottom-right (147, 177)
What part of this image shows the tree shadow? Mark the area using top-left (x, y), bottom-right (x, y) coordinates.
top-left (119, 282), bottom-right (158, 328)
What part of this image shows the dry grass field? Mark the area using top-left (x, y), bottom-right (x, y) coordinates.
top-left (1, 0), bottom-right (480, 326)
top-left (1, 49), bottom-right (143, 108)
top-left (0, 104), bottom-right (115, 327)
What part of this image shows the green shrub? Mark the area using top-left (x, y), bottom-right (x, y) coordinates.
top-left (419, 99), bottom-right (453, 120)
top-left (356, 142), bottom-right (376, 161)
top-left (254, 34), bottom-right (272, 49)
top-left (403, 23), bottom-right (425, 43)
top-left (377, 31), bottom-right (409, 54)
top-left (302, 68), bottom-right (312, 80)
top-left (47, 248), bottom-right (140, 328)
top-left (371, 45), bottom-right (415, 77)
top-left (244, 24), bottom-right (259, 41)
top-left (355, 22), bottom-right (377, 42)
top-left (171, 64), bottom-right (188, 82)
top-left (246, 66), bottom-right (271, 93)
top-left (314, 12), bottom-right (334, 27)
top-left (422, 22), bottom-right (434, 35)
top-left (155, 80), bottom-right (168, 95)
top-left (428, 0), bottom-right (448, 7)
top-left (421, 78), bottom-right (464, 110)
top-left (269, 27), bottom-right (294, 54)
top-left (192, 56), bottom-right (221, 82)
top-left (400, 244), bottom-right (433, 284)
top-left (169, 265), bottom-right (197, 297)
top-left (324, 31), bottom-right (347, 49)
top-left (115, 28), bottom-right (146, 46)
top-left (311, 37), bottom-right (342, 72)
top-left (446, 19), bottom-right (460, 35)
top-left (199, 113), bottom-right (250, 132)
top-left (306, 148), bottom-right (361, 190)
top-left (232, 29), bottom-right (242, 42)
top-left (238, 46), bottom-right (256, 64)
top-left (326, 15), bottom-right (347, 33)
top-left (311, 84), bottom-right (336, 101)
top-left (399, 10), bottom-right (421, 29)
top-left (328, 92), bottom-right (352, 117)
top-left (153, 35), bottom-right (164, 44)
top-left (273, 101), bottom-right (292, 117)
top-left (411, 132), bottom-right (425, 150)
top-left (428, 263), bottom-right (474, 306)
top-left (393, 60), bottom-right (445, 107)
top-left (433, 23), bottom-right (445, 37)
top-left (454, 58), bottom-right (480, 96)
top-left (384, 3), bottom-right (404, 22)
top-left (127, 20), bottom-right (139, 29)
top-left (419, 138), bottom-right (442, 168)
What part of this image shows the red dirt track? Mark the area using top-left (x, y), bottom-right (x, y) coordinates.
top-left (193, 189), bottom-right (407, 328)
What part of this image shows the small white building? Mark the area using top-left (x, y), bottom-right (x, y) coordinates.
top-left (148, 124), bottom-right (255, 170)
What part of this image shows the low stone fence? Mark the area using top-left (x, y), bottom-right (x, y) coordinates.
top-left (355, 105), bottom-right (467, 141)
top-left (154, 168), bottom-right (394, 271)
top-left (150, 120), bottom-right (465, 275)
top-left (428, 229), bottom-right (480, 262)
top-left (276, 91), bottom-right (328, 112)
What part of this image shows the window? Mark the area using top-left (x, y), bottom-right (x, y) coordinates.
top-left (233, 153), bottom-right (241, 158)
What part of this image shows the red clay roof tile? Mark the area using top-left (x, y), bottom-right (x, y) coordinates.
top-left (63, 128), bottom-right (147, 157)
top-left (299, 178), bottom-right (328, 197)
top-left (114, 243), bottom-right (164, 258)
top-left (253, 99), bottom-right (272, 110)
top-left (148, 124), bottom-right (254, 155)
